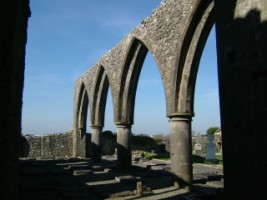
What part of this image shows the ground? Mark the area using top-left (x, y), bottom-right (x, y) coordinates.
top-left (19, 156), bottom-right (224, 199)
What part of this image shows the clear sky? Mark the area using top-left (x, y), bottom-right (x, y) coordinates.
top-left (22, 0), bottom-right (220, 136)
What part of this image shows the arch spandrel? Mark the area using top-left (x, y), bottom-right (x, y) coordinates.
top-left (99, 35), bottom-right (133, 122)
top-left (81, 63), bottom-right (99, 101)
top-left (73, 64), bottom-right (98, 131)
top-left (130, 0), bottom-right (206, 115)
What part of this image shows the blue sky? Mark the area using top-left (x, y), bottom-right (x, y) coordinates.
top-left (22, 0), bottom-right (220, 135)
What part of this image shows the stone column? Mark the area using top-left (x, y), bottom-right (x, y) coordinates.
top-left (215, 1), bottom-right (267, 199)
top-left (91, 126), bottom-right (103, 162)
top-left (169, 115), bottom-right (193, 188)
top-left (116, 124), bottom-right (132, 169)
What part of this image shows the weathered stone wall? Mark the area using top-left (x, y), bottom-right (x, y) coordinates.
top-left (23, 132), bottom-right (73, 158)
top-left (86, 132), bottom-right (159, 156)
top-left (85, 132), bottom-right (117, 156)
top-left (163, 135), bottom-right (219, 153)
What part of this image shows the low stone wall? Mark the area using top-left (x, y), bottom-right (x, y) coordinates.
top-left (21, 132), bottom-right (216, 158)
top-left (86, 132), bottom-right (160, 156)
top-left (162, 135), bottom-right (222, 153)
top-left (22, 132), bottom-right (73, 158)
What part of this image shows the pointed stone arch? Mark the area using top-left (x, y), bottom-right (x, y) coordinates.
top-left (172, 0), bottom-right (214, 117)
top-left (116, 38), bottom-right (148, 125)
top-left (73, 0), bottom-right (217, 178)
top-left (88, 65), bottom-right (111, 161)
top-left (73, 79), bottom-right (90, 157)
top-left (90, 65), bottom-right (110, 127)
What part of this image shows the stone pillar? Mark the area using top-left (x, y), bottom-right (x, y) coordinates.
top-left (169, 115), bottom-right (192, 188)
top-left (215, 0), bottom-right (267, 199)
top-left (91, 126), bottom-right (103, 162)
top-left (72, 129), bottom-right (78, 157)
top-left (116, 124), bottom-right (132, 169)
top-left (73, 128), bottom-right (86, 157)
top-left (1, 1), bottom-right (30, 199)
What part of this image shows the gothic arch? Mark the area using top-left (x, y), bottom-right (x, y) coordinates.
top-left (172, 0), bottom-right (214, 116)
top-left (116, 38), bottom-right (148, 124)
top-left (73, 0), bottom-right (217, 184)
top-left (90, 65), bottom-right (110, 127)
top-left (78, 84), bottom-right (89, 131)
top-left (73, 80), bottom-right (90, 156)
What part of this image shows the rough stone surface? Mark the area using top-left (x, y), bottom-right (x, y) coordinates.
top-left (22, 132), bottom-right (73, 158)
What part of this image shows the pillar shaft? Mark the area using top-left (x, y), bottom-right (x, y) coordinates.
top-left (169, 116), bottom-right (192, 188)
top-left (91, 126), bottom-right (103, 162)
top-left (116, 125), bottom-right (132, 169)
top-left (73, 128), bottom-right (86, 157)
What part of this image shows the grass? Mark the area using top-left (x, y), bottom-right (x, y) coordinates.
top-left (144, 153), bottom-right (170, 161)
top-left (144, 152), bottom-right (223, 165)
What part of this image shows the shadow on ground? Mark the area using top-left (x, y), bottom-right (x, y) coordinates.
top-left (19, 156), bottom-right (224, 199)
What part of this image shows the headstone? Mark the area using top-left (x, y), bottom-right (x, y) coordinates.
top-left (206, 134), bottom-right (216, 161)
top-left (194, 144), bottom-right (203, 156)
top-left (194, 132), bottom-right (203, 156)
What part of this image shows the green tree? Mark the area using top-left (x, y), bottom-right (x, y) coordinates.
top-left (206, 127), bottom-right (220, 135)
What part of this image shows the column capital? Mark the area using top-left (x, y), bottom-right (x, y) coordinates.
top-left (168, 112), bottom-right (194, 121)
top-left (115, 121), bottom-right (132, 128)
top-left (116, 124), bottom-right (132, 128)
top-left (90, 124), bottom-right (103, 129)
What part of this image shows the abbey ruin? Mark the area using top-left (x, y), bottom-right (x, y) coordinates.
top-left (1, 0), bottom-right (267, 199)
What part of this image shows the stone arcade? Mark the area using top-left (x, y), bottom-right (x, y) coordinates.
top-left (1, 0), bottom-right (267, 199)
top-left (73, 0), bottom-right (216, 188)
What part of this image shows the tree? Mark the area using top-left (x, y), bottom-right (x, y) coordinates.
top-left (206, 127), bottom-right (220, 135)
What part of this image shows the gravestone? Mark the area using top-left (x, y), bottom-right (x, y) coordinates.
top-left (194, 144), bottom-right (203, 156)
top-left (194, 132), bottom-right (202, 156)
top-left (206, 134), bottom-right (216, 161)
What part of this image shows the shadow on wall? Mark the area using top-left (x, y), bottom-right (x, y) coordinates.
top-left (215, 6), bottom-right (267, 200)
top-left (85, 131), bottom-right (117, 157)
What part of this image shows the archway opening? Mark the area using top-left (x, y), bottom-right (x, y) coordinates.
top-left (100, 86), bottom-right (117, 155)
top-left (103, 87), bottom-right (116, 133)
top-left (194, 26), bottom-right (220, 135)
top-left (133, 51), bottom-right (168, 150)
top-left (193, 24), bottom-right (223, 171)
